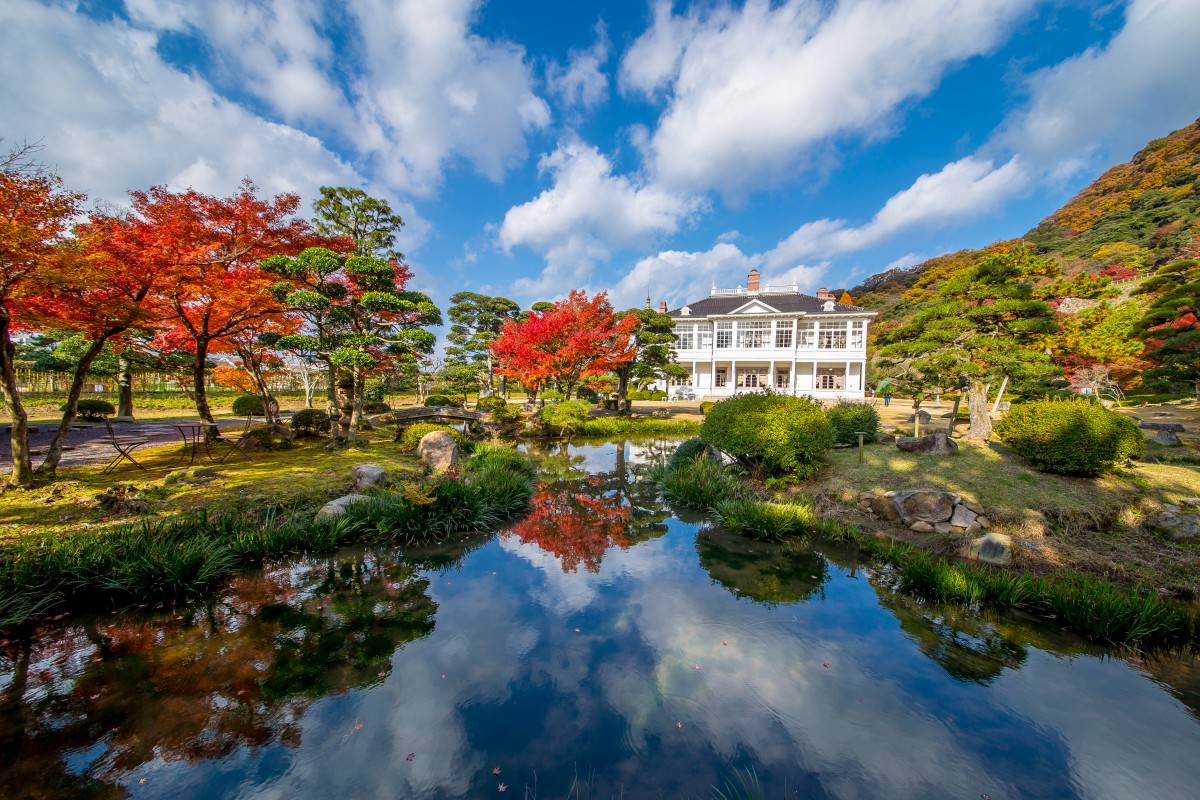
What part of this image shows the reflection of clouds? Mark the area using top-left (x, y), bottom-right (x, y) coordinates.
top-left (996, 651), bottom-right (1200, 799)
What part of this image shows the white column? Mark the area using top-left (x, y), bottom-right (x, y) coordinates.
top-left (845, 360), bottom-right (851, 393)
top-left (769, 359), bottom-right (775, 392)
top-left (731, 359), bottom-right (737, 394)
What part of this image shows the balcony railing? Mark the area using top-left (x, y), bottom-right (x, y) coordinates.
top-left (709, 283), bottom-right (801, 297)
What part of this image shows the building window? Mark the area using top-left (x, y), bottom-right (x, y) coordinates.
top-left (674, 325), bottom-right (694, 350)
top-left (668, 370), bottom-right (693, 387)
top-left (716, 322), bottom-right (732, 349)
top-left (816, 367), bottom-right (846, 390)
top-left (817, 321), bottom-right (848, 349)
top-left (736, 320), bottom-right (771, 348)
top-left (699, 326), bottom-right (713, 350)
top-left (736, 368), bottom-right (768, 389)
top-left (775, 321), bottom-right (793, 349)
top-left (776, 369), bottom-right (790, 389)
top-left (714, 368), bottom-right (728, 387)
top-left (799, 321), bottom-right (815, 348)
top-left (851, 320), bottom-right (864, 349)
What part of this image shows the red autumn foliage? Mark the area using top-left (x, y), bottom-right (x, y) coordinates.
top-left (504, 484), bottom-right (633, 573)
top-left (491, 290), bottom-right (636, 398)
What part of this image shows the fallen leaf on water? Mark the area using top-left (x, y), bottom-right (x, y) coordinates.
top-left (138, 779), bottom-right (146, 785)
top-left (441, 674), bottom-right (446, 679)
top-left (498, 783), bottom-right (508, 792)
top-left (810, 575), bottom-right (818, 579)
top-left (89, 694), bottom-right (100, 700)
top-left (693, 664), bottom-right (701, 670)
top-left (822, 662), bottom-right (830, 668)
top-left (378, 671), bottom-right (386, 677)
top-left (353, 721), bottom-right (363, 731)
top-left (722, 641), bottom-right (728, 646)
top-left (493, 767), bottom-right (501, 775)
top-left (574, 628), bottom-right (581, 633)
top-left (406, 753), bottom-right (415, 761)
top-left (676, 721), bottom-right (683, 729)
top-left (982, 795), bottom-right (991, 800)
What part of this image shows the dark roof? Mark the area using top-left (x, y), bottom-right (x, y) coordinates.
top-left (667, 292), bottom-right (873, 318)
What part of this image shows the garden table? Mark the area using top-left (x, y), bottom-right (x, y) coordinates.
top-left (172, 422), bottom-right (221, 468)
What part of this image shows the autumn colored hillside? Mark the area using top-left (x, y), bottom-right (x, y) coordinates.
top-left (852, 118), bottom-right (1200, 310)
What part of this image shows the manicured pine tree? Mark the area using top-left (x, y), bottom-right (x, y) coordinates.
top-left (1134, 259), bottom-right (1200, 399)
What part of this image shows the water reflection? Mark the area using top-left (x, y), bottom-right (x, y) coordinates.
top-left (0, 554), bottom-right (435, 798)
top-left (1, 437), bottom-right (1199, 799)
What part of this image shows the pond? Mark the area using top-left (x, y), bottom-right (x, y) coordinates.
top-left (1, 438), bottom-right (1199, 799)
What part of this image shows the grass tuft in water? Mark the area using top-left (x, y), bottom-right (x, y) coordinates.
top-left (713, 498), bottom-right (852, 541)
top-left (710, 767), bottom-right (765, 800)
top-left (650, 457), bottom-right (746, 510)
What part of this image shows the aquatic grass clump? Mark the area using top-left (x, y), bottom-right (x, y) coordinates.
top-left (713, 498), bottom-right (851, 541)
top-left (573, 416), bottom-right (701, 437)
top-left (651, 456), bottom-right (746, 510)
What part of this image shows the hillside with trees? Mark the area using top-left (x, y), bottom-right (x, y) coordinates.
top-left (853, 118), bottom-right (1200, 400)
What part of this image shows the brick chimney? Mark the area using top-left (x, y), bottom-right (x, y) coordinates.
top-left (747, 269), bottom-right (760, 292)
top-left (658, 301), bottom-right (668, 313)
top-left (816, 287), bottom-right (831, 300)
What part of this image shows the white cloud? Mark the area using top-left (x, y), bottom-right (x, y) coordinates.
top-left (499, 137), bottom-right (705, 299)
top-left (546, 22), bottom-right (610, 111)
top-left (622, 0), bottom-right (1036, 196)
top-left (118, 0), bottom-right (551, 196)
top-left (994, 0), bottom-right (1200, 179)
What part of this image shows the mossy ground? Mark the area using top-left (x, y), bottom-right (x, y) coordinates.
top-left (0, 426), bottom-right (427, 541)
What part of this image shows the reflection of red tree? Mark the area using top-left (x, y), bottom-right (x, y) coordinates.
top-left (505, 486), bottom-right (633, 573)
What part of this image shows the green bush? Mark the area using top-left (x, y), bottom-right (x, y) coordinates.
top-left (699, 401), bottom-right (717, 415)
top-left (994, 398), bottom-right (1146, 476)
top-left (362, 401), bottom-right (391, 414)
top-left (423, 394), bottom-right (463, 408)
top-left (827, 400), bottom-right (880, 445)
top-left (535, 399), bottom-right (591, 435)
top-left (399, 422), bottom-right (461, 450)
top-left (700, 393), bottom-right (833, 478)
top-left (490, 402), bottom-right (522, 424)
top-left (475, 395), bottom-right (507, 412)
top-left (540, 389), bottom-right (564, 402)
top-left (68, 398), bottom-right (116, 420)
top-left (231, 394), bottom-right (264, 416)
top-left (668, 437), bottom-right (717, 469)
top-left (289, 408), bottom-right (332, 436)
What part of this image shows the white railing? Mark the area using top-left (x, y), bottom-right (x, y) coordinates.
top-left (709, 283), bottom-right (801, 296)
top-left (710, 287), bottom-right (745, 296)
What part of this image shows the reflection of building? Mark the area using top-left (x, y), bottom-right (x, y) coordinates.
top-left (657, 269), bottom-right (875, 401)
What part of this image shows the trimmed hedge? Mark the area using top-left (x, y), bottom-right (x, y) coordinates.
top-left (231, 394), bottom-right (264, 416)
top-left (399, 422), bottom-right (460, 450)
top-left (827, 400), bottom-right (880, 445)
top-left (699, 401), bottom-right (717, 415)
top-left (994, 398), bottom-right (1145, 476)
top-left (423, 394), bottom-right (463, 408)
top-left (700, 393), bottom-right (833, 478)
top-left (289, 408), bottom-right (332, 436)
top-left (362, 401), bottom-right (391, 414)
top-left (68, 398), bottom-right (115, 420)
top-left (475, 396), bottom-right (507, 412)
top-left (535, 399), bottom-right (590, 435)
top-left (668, 437), bottom-right (719, 469)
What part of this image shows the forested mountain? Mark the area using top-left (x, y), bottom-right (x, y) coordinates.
top-left (850, 119), bottom-right (1200, 398)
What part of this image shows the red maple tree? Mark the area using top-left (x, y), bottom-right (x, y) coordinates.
top-left (491, 290), bottom-right (636, 399)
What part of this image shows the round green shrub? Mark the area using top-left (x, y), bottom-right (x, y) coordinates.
top-left (699, 401), bottom-right (717, 415)
top-left (700, 393), bottom-right (834, 478)
top-left (399, 422), bottom-right (461, 450)
top-left (994, 398), bottom-right (1146, 476)
top-left (289, 408), bottom-right (332, 436)
top-left (540, 389), bottom-right (564, 402)
top-left (68, 398), bottom-right (116, 420)
top-left (649, 391), bottom-right (667, 401)
top-left (362, 401), bottom-right (391, 414)
top-left (490, 402), bottom-right (522, 424)
top-left (231, 394), bottom-right (264, 416)
top-left (628, 390), bottom-right (646, 401)
top-left (423, 394), bottom-right (463, 408)
top-left (827, 400), bottom-right (880, 445)
top-left (476, 395), bottom-right (507, 412)
top-left (535, 399), bottom-right (591, 435)
top-left (668, 437), bottom-right (720, 469)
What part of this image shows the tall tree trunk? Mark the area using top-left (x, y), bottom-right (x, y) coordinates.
top-left (334, 370), bottom-right (354, 442)
top-left (0, 318), bottom-right (33, 486)
top-left (966, 380), bottom-right (992, 444)
top-left (348, 364), bottom-right (365, 440)
top-left (947, 393), bottom-right (964, 438)
top-left (38, 333), bottom-right (116, 475)
top-left (990, 375), bottom-right (1010, 414)
top-left (616, 367), bottom-right (632, 416)
top-left (117, 353), bottom-right (134, 418)
top-left (192, 341), bottom-right (214, 424)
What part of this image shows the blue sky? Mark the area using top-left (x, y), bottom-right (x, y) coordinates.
top-left (4, 0), bottom-right (1200, 319)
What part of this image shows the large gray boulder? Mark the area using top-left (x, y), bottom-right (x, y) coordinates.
top-left (891, 489), bottom-right (957, 525)
top-left (315, 494), bottom-right (372, 522)
top-left (896, 432), bottom-right (958, 456)
top-left (418, 430), bottom-right (459, 474)
top-left (1151, 510), bottom-right (1200, 542)
top-left (906, 410), bottom-right (932, 424)
top-left (351, 463), bottom-right (388, 491)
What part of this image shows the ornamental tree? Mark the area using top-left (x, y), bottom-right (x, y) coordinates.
top-left (264, 246), bottom-right (440, 439)
top-left (875, 247), bottom-right (1060, 442)
top-left (491, 290), bottom-right (637, 401)
top-left (1134, 259), bottom-right (1200, 398)
top-left (612, 306), bottom-right (685, 413)
top-left (445, 291), bottom-right (519, 392)
top-left (0, 144), bottom-right (84, 484)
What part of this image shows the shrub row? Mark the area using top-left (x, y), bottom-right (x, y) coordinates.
top-left (423, 394), bottom-right (464, 408)
top-left (398, 422), bottom-right (461, 450)
top-left (627, 390), bottom-right (667, 401)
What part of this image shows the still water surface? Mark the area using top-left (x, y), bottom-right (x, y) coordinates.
top-left (2, 438), bottom-right (1199, 799)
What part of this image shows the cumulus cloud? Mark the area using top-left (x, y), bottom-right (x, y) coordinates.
top-left (499, 138), bottom-right (706, 299)
top-left (546, 22), bottom-right (611, 112)
top-left (621, 0), bottom-right (1035, 196)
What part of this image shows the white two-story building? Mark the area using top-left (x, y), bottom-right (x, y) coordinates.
top-left (657, 269), bottom-right (875, 401)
